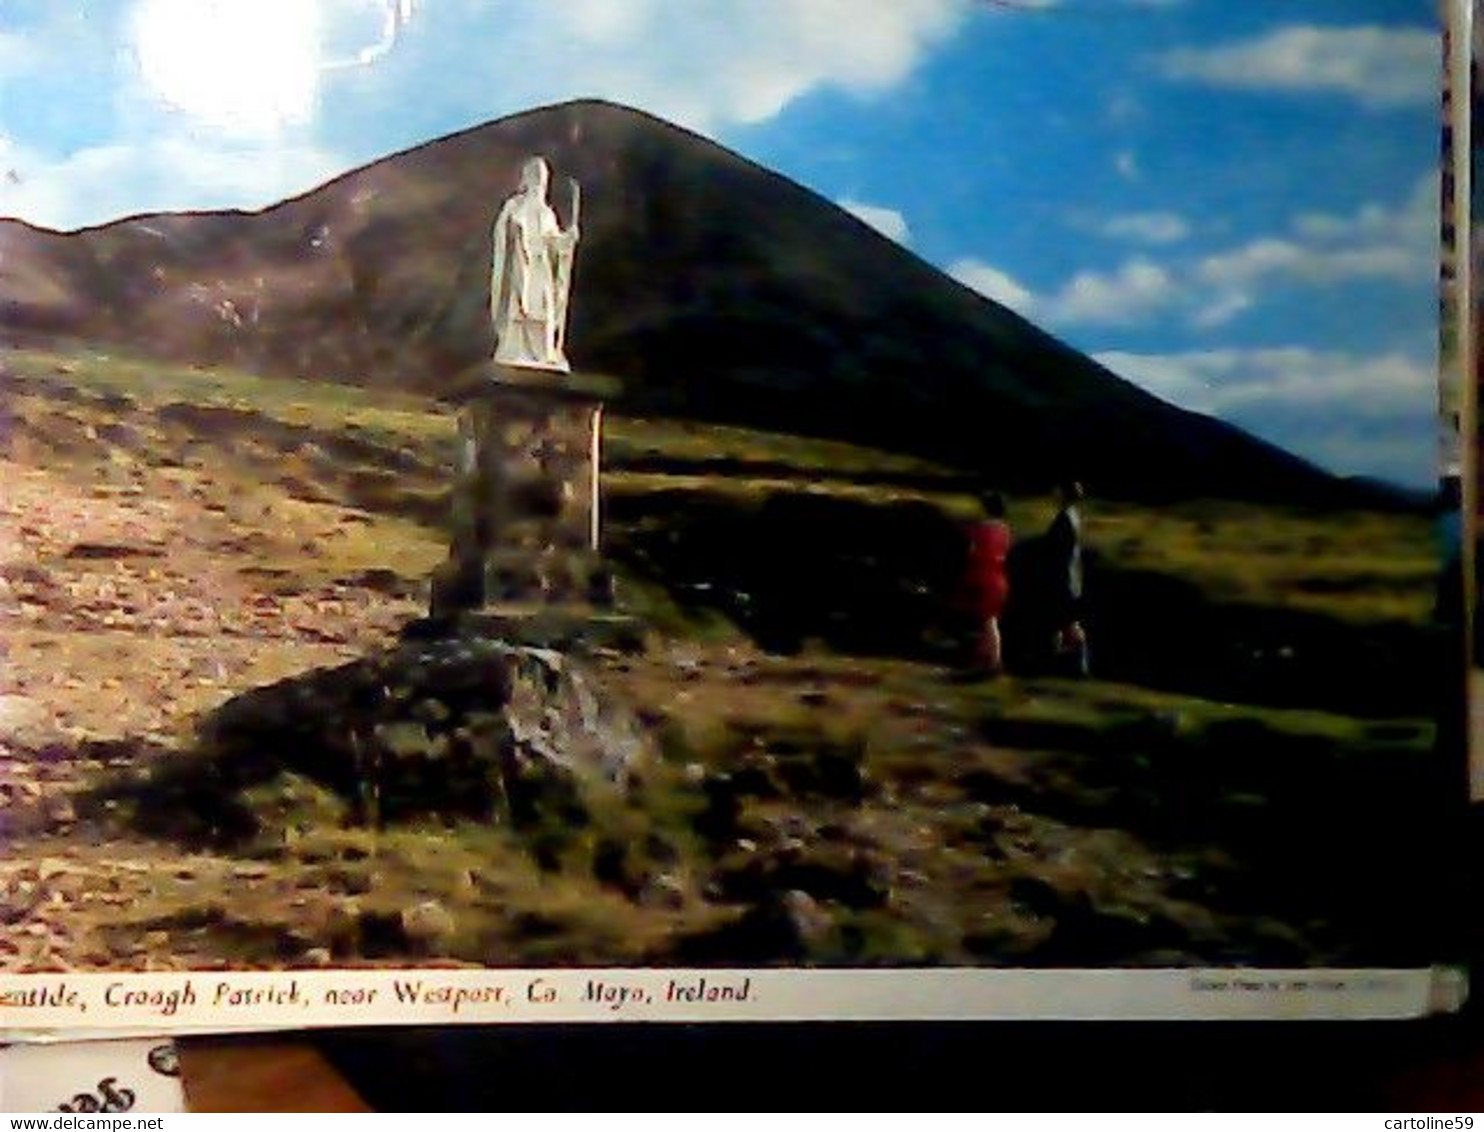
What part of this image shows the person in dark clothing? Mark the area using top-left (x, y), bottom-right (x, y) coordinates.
top-left (1045, 479), bottom-right (1089, 676)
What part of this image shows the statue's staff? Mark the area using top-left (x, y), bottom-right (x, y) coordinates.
top-left (553, 177), bottom-right (580, 356)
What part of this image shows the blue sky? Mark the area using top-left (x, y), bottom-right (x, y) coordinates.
top-left (0, 0), bottom-right (1442, 485)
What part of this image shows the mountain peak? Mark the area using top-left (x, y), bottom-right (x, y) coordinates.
top-left (0, 103), bottom-right (1350, 503)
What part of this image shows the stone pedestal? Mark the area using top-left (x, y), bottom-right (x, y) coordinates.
top-left (212, 370), bottom-right (655, 847)
top-left (418, 363), bottom-right (639, 650)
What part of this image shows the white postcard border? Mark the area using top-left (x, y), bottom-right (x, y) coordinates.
top-left (0, 967), bottom-right (1463, 1038)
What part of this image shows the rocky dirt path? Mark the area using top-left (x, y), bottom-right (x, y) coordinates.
top-left (0, 456), bottom-right (425, 971)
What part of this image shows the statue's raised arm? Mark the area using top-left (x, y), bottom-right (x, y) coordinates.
top-left (489, 156), bottom-right (580, 373)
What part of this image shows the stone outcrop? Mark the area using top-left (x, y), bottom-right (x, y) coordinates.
top-left (202, 637), bottom-right (650, 829)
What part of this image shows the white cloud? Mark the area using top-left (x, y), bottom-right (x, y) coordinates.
top-left (1, 0), bottom-right (975, 227)
top-left (1188, 173), bottom-right (1436, 323)
top-left (972, 0), bottom-right (1056, 11)
top-left (839, 198), bottom-right (911, 244)
top-left (949, 258), bottom-right (1037, 313)
top-left (1094, 347), bottom-right (1433, 418)
top-left (1190, 291), bottom-right (1251, 329)
top-left (1084, 210), bottom-right (1189, 244)
top-left (1042, 257), bottom-right (1176, 326)
top-left (129, 0), bottom-right (330, 138)
top-left (1157, 25), bottom-right (1438, 109)
top-left (506, 0), bottom-right (973, 132)
top-left (123, 0), bottom-right (418, 138)
top-left (0, 136), bottom-right (344, 231)
top-left (949, 169), bottom-right (1432, 333)
top-left (322, 0), bottom-right (418, 70)
top-left (988, 0), bottom-right (1179, 8)
top-left (1291, 173), bottom-right (1435, 246)
top-left (0, 32), bottom-right (33, 74)
top-left (949, 172), bottom-right (1433, 333)
top-left (1105, 92), bottom-right (1142, 125)
top-left (0, 1), bottom-right (395, 227)
top-left (1196, 236), bottom-right (1426, 288)
top-left (563, 0), bottom-right (657, 41)
top-left (1094, 346), bottom-right (1438, 481)
top-left (953, 254), bottom-right (1181, 328)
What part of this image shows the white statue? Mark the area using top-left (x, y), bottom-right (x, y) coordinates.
top-left (489, 156), bottom-right (580, 372)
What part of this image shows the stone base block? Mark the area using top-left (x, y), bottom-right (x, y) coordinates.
top-left (403, 605), bottom-right (646, 654)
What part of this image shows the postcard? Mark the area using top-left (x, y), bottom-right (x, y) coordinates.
top-left (0, 0), bottom-right (1469, 1032)
top-left (0, 1039), bottom-right (183, 1112)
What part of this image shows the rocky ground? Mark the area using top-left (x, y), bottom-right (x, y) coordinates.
top-left (0, 451), bottom-right (429, 969)
top-left (0, 349), bottom-right (1460, 972)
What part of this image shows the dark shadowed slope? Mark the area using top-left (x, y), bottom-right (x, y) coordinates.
top-left (0, 99), bottom-right (1357, 502)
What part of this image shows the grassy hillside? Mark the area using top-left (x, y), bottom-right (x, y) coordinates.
top-left (0, 346), bottom-right (1461, 971)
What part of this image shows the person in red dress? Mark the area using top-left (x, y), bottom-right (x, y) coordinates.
top-left (962, 491), bottom-right (1012, 674)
